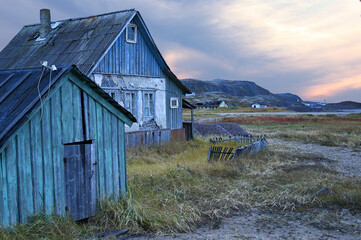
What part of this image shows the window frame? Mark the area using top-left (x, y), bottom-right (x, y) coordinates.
top-left (126, 24), bottom-right (137, 43)
top-left (124, 90), bottom-right (138, 119)
top-left (142, 91), bottom-right (155, 120)
top-left (103, 88), bottom-right (120, 103)
top-left (170, 97), bottom-right (179, 109)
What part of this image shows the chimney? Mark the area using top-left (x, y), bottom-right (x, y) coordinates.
top-left (39, 9), bottom-right (51, 38)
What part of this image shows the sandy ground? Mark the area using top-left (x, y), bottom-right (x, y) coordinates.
top-left (124, 139), bottom-right (361, 240)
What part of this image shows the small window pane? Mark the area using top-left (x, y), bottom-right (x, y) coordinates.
top-left (126, 24), bottom-right (137, 43)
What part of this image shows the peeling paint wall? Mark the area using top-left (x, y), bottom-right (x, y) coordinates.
top-left (93, 74), bottom-right (167, 132)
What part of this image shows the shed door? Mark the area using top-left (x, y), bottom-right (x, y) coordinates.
top-left (64, 143), bottom-right (97, 221)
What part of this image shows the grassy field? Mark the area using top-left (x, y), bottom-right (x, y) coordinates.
top-left (1, 113), bottom-right (360, 239)
top-left (184, 106), bottom-right (289, 114)
top-left (217, 114), bottom-right (361, 147)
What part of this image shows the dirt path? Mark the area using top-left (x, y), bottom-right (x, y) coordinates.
top-left (270, 139), bottom-right (361, 177)
top-left (131, 139), bottom-right (361, 240)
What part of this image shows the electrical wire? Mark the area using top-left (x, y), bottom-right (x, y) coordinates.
top-left (37, 66), bottom-right (46, 121)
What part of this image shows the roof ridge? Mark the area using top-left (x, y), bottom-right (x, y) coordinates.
top-left (24, 9), bottom-right (136, 27)
top-left (0, 65), bottom-right (72, 72)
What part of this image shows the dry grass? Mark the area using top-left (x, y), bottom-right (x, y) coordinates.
top-left (1, 117), bottom-right (360, 238)
top-left (219, 115), bottom-right (361, 147)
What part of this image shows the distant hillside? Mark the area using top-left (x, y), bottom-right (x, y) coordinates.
top-left (275, 93), bottom-right (303, 103)
top-left (181, 79), bottom-right (303, 107)
top-left (182, 79), bottom-right (273, 96)
top-left (324, 101), bottom-right (361, 110)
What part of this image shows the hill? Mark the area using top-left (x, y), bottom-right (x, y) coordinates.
top-left (324, 101), bottom-right (361, 110)
top-left (181, 79), bottom-right (303, 107)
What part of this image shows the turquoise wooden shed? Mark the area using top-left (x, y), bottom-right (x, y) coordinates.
top-left (0, 65), bottom-right (136, 226)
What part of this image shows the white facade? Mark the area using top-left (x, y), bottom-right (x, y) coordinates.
top-left (93, 74), bottom-right (167, 132)
top-left (251, 103), bottom-right (267, 109)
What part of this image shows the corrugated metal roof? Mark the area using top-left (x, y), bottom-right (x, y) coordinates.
top-left (0, 9), bottom-right (136, 75)
top-left (0, 65), bottom-right (136, 148)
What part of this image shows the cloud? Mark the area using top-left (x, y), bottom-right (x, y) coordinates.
top-left (304, 73), bottom-right (361, 100)
top-left (1, 0), bottom-right (361, 102)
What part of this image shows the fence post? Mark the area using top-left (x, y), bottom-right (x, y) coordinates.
top-left (207, 146), bottom-right (213, 162)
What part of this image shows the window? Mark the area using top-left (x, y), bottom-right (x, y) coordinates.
top-left (170, 97), bottom-right (179, 109)
top-left (124, 91), bottom-right (137, 116)
top-left (105, 89), bottom-right (119, 102)
top-left (126, 24), bottom-right (137, 43)
top-left (143, 92), bottom-right (154, 119)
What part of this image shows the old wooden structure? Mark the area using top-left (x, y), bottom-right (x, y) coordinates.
top-left (0, 9), bottom-right (191, 146)
top-left (0, 65), bottom-right (136, 226)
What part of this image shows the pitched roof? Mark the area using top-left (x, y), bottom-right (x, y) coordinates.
top-left (0, 9), bottom-right (136, 75)
top-left (0, 65), bottom-right (136, 148)
top-left (0, 9), bottom-right (191, 93)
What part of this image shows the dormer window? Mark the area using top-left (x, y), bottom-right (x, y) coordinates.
top-left (126, 24), bottom-right (137, 43)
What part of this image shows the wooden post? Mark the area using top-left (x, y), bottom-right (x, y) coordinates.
top-left (207, 146), bottom-right (212, 162)
top-left (191, 108), bottom-right (194, 139)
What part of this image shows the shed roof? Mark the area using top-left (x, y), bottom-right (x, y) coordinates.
top-left (0, 65), bottom-right (136, 148)
top-left (0, 9), bottom-right (191, 94)
top-left (182, 99), bottom-right (196, 109)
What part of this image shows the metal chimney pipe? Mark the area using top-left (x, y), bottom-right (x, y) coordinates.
top-left (40, 9), bottom-right (51, 38)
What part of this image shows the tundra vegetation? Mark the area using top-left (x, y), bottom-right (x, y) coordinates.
top-left (1, 113), bottom-right (360, 239)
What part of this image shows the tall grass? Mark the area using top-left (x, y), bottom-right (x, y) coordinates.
top-left (1, 138), bottom-right (360, 238)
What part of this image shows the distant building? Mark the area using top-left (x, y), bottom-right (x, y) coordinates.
top-left (195, 100), bottom-right (228, 109)
top-left (251, 102), bottom-right (267, 109)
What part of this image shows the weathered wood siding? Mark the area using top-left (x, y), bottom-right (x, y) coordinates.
top-left (0, 77), bottom-right (127, 226)
top-left (166, 79), bottom-right (183, 130)
top-left (93, 19), bottom-right (163, 77)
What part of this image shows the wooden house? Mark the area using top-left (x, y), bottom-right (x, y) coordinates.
top-left (0, 65), bottom-right (136, 226)
top-left (0, 9), bottom-right (191, 146)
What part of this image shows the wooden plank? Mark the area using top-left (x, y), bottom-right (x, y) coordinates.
top-left (88, 96), bottom-right (96, 140)
top-left (61, 81), bottom-right (73, 143)
top-left (30, 113), bottom-right (44, 214)
top-left (17, 122), bottom-right (34, 223)
top-left (41, 101), bottom-right (54, 214)
top-left (5, 140), bottom-right (19, 224)
top-left (111, 115), bottom-right (120, 197)
top-left (73, 84), bottom-right (83, 142)
top-left (84, 144), bottom-right (91, 218)
top-left (118, 122), bottom-right (126, 194)
top-left (51, 91), bottom-right (65, 215)
top-left (96, 103), bottom-right (105, 199)
top-left (82, 92), bottom-right (90, 140)
top-left (89, 143), bottom-right (97, 216)
top-left (0, 152), bottom-right (10, 226)
top-left (103, 110), bottom-right (113, 197)
top-left (78, 145), bottom-right (85, 219)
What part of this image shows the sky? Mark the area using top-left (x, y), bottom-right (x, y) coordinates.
top-left (0, 0), bottom-right (360, 102)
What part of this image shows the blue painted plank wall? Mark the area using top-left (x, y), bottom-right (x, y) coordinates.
top-left (0, 76), bottom-right (127, 226)
top-left (94, 20), bottom-right (163, 77)
top-left (166, 79), bottom-right (183, 130)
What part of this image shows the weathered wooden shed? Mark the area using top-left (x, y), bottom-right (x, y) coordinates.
top-left (0, 65), bottom-right (136, 226)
